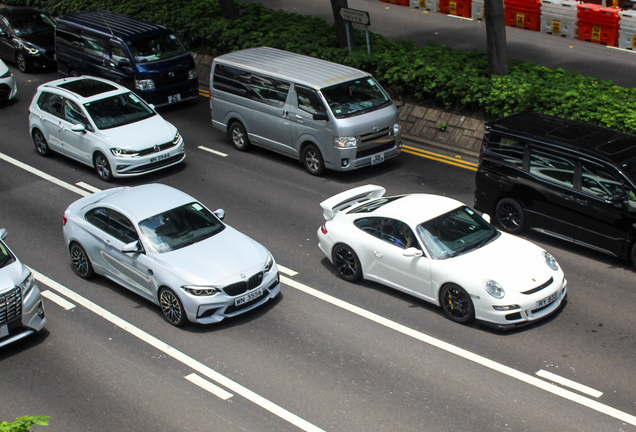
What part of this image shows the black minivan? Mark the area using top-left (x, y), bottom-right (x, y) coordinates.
top-left (55, 10), bottom-right (198, 107)
top-left (474, 111), bottom-right (636, 266)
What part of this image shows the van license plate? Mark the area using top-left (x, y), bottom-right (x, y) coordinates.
top-left (168, 94), bottom-right (181, 104)
top-left (0, 324), bottom-right (8, 338)
top-left (371, 152), bottom-right (385, 165)
top-left (536, 290), bottom-right (560, 308)
top-left (150, 152), bottom-right (169, 163)
top-left (235, 288), bottom-right (263, 306)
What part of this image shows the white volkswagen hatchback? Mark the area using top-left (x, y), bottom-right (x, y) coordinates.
top-left (62, 184), bottom-right (280, 326)
top-left (317, 185), bottom-right (567, 330)
top-left (28, 76), bottom-right (185, 181)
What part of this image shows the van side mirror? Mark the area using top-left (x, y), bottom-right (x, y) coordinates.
top-left (313, 111), bottom-right (329, 121)
top-left (117, 58), bottom-right (131, 67)
top-left (608, 193), bottom-right (627, 204)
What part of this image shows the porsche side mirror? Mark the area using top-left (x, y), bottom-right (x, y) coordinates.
top-left (213, 209), bottom-right (225, 221)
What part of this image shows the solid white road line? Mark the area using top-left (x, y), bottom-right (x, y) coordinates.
top-left (29, 269), bottom-right (325, 432)
top-left (280, 275), bottom-right (636, 427)
top-left (536, 369), bottom-right (603, 398)
top-left (75, 181), bottom-right (102, 194)
top-left (185, 373), bottom-right (234, 400)
top-left (278, 265), bottom-right (298, 277)
top-left (198, 146), bottom-right (228, 157)
top-left (40, 290), bottom-right (76, 310)
top-left (0, 151), bottom-right (90, 197)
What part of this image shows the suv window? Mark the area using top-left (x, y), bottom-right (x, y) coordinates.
top-left (529, 148), bottom-right (575, 187)
top-left (37, 92), bottom-right (64, 118)
top-left (485, 134), bottom-right (525, 167)
top-left (64, 100), bottom-right (91, 130)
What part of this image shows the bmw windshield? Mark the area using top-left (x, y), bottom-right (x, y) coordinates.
top-left (138, 202), bottom-right (225, 254)
top-left (84, 92), bottom-right (155, 130)
top-left (321, 77), bottom-right (392, 119)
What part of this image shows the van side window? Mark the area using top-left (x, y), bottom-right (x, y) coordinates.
top-left (213, 64), bottom-right (290, 107)
top-left (82, 34), bottom-right (107, 58)
top-left (56, 28), bottom-right (82, 50)
top-left (530, 149), bottom-right (575, 187)
top-left (249, 74), bottom-right (289, 107)
top-left (296, 86), bottom-right (324, 114)
top-left (485, 134), bottom-right (525, 167)
top-left (580, 161), bottom-right (634, 201)
top-left (110, 41), bottom-right (128, 63)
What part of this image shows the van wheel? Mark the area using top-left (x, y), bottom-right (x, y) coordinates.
top-left (495, 198), bottom-right (525, 234)
top-left (630, 243), bottom-right (636, 268)
top-left (228, 122), bottom-right (249, 151)
top-left (302, 144), bottom-right (325, 176)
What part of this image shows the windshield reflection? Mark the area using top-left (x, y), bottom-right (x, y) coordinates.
top-left (84, 92), bottom-right (155, 130)
top-left (321, 77), bottom-right (391, 118)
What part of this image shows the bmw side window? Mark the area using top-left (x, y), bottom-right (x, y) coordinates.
top-left (108, 211), bottom-right (139, 244)
top-left (529, 149), bottom-right (575, 188)
top-left (86, 208), bottom-right (110, 232)
top-left (64, 100), bottom-right (91, 130)
top-left (296, 86), bottom-right (324, 114)
top-left (485, 134), bottom-right (525, 167)
top-left (354, 217), bottom-right (383, 239)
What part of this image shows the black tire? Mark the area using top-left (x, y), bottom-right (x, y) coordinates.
top-left (70, 242), bottom-right (95, 279)
top-left (94, 152), bottom-right (113, 182)
top-left (630, 243), bottom-right (636, 268)
top-left (32, 129), bottom-right (51, 157)
top-left (228, 122), bottom-right (249, 151)
top-left (332, 244), bottom-right (362, 282)
top-left (159, 287), bottom-right (188, 327)
top-left (495, 197), bottom-right (525, 234)
top-left (16, 52), bottom-right (28, 73)
top-left (440, 284), bottom-right (475, 324)
top-left (302, 144), bottom-right (325, 176)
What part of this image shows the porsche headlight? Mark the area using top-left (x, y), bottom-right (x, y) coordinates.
top-left (264, 253), bottom-right (274, 273)
top-left (182, 286), bottom-right (222, 296)
top-left (544, 251), bottom-right (559, 271)
top-left (484, 279), bottom-right (505, 299)
top-left (111, 148), bottom-right (139, 158)
top-left (19, 272), bottom-right (35, 300)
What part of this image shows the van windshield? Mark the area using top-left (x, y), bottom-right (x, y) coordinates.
top-left (321, 78), bottom-right (392, 119)
top-left (84, 92), bottom-right (155, 130)
top-left (127, 33), bottom-right (187, 63)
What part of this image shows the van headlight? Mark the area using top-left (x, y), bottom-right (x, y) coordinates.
top-left (334, 137), bottom-right (358, 148)
top-left (188, 69), bottom-right (197, 80)
top-left (19, 273), bottom-right (35, 300)
top-left (393, 123), bottom-right (401, 135)
top-left (183, 286), bottom-right (222, 296)
top-left (484, 279), bottom-right (505, 299)
top-left (111, 148), bottom-right (139, 157)
top-left (135, 79), bottom-right (155, 90)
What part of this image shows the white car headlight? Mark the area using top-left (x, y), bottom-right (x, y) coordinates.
top-left (135, 79), bottom-right (155, 90)
top-left (111, 148), bottom-right (139, 158)
top-left (19, 272), bottom-right (35, 300)
top-left (334, 136), bottom-right (358, 148)
top-left (264, 253), bottom-right (274, 273)
top-left (172, 131), bottom-right (182, 146)
top-left (544, 251), bottom-right (559, 271)
top-left (484, 279), bottom-right (505, 299)
top-left (182, 286), bottom-right (222, 296)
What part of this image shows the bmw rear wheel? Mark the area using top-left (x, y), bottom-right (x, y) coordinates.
top-left (70, 242), bottom-right (95, 279)
top-left (332, 244), bottom-right (362, 282)
top-left (495, 198), bottom-right (525, 234)
top-left (159, 287), bottom-right (187, 326)
top-left (440, 284), bottom-right (474, 324)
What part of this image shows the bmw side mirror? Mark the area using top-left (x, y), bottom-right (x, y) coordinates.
top-left (122, 240), bottom-right (143, 254)
top-left (71, 124), bottom-right (86, 133)
top-left (313, 111), bottom-right (329, 121)
top-left (213, 209), bottom-right (225, 221)
top-left (402, 247), bottom-right (423, 257)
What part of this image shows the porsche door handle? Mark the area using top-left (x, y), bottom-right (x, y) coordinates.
top-left (373, 250), bottom-right (383, 257)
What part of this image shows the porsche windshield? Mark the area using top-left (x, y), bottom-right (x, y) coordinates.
top-left (321, 77), bottom-right (392, 118)
top-left (84, 92), bottom-right (155, 130)
top-left (417, 206), bottom-right (499, 260)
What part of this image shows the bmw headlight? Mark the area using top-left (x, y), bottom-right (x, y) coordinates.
top-left (264, 253), bottom-right (274, 273)
top-left (25, 47), bottom-right (40, 55)
top-left (135, 79), bottom-right (155, 91)
top-left (111, 148), bottom-right (139, 158)
top-left (19, 272), bottom-right (35, 300)
top-left (172, 131), bottom-right (182, 145)
top-left (544, 251), bottom-right (559, 271)
top-left (334, 136), bottom-right (358, 148)
top-left (182, 286), bottom-right (222, 296)
top-left (484, 279), bottom-right (505, 299)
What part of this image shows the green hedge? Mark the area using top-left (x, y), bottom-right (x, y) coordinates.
top-left (12, 0), bottom-right (636, 134)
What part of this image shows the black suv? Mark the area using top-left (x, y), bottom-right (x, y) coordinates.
top-left (474, 111), bottom-right (636, 266)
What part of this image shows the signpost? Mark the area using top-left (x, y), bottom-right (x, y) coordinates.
top-left (339, 8), bottom-right (371, 54)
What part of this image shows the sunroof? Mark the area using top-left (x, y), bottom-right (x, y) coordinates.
top-left (597, 137), bottom-right (636, 155)
top-left (546, 124), bottom-right (598, 141)
top-left (57, 79), bottom-right (118, 97)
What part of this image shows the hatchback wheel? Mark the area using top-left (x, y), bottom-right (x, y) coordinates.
top-left (332, 244), bottom-right (362, 282)
top-left (302, 144), bottom-right (325, 176)
top-left (70, 242), bottom-right (94, 279)
top-left (159, 287), bottom-right (187, 326)
top-left (32, 129), bottom-right (50, 156)
top-left (495, 198), bottom-right (525, 234)
top-left (16, 52), bottom-right (28, 73)
top-left (229, 122), bottom-right (249, 151)
top-left (440, 284), bottom-right (474, 324)
top-left (94, 153), bottom-right (113, 182)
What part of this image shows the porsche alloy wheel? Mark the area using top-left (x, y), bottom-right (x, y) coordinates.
top-left (332, 244), bottom-right (362, 282)
top-left (440, 284), bottom-right (474, 324)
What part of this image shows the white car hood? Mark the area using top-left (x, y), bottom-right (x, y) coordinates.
top-left (449, 232), bottom-right (556, 293)
top-left (0, 259), bottom-right (28, 292)
top-left (152, 226), bottom-right (269, 286)
top-left (99, 116), bottom-right (176, 150)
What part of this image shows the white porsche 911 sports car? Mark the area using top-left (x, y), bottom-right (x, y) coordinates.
top-left (317, 185), bottom-right (567, 329)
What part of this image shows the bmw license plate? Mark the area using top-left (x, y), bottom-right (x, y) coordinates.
top-left (235, 287), bottom-right (264, 306)
top-left (168, 93), bottom-right (181, 104)
top-left (150, 152), bottom-right (169, 163)
top-left (536, 290), bottom-right (560, 308)
top-left (371, 152), bottom-right (385, 165)
top-left (0, 324), bottom-right (8, 338)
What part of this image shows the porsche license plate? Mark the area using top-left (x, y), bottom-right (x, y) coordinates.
top-left (150, 152), bottom-right (169, 163)
top-left (168, 93), bottom-right (181, 104)
top-left (371, 152), bottom-right (385, 165)
top-left (536, 290), bottom-right (560, 308)
top-left (235, 287), bottom-right (263, 306)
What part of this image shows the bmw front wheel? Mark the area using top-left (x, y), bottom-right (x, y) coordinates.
top-left (159, 287), bottom-right (188, 327)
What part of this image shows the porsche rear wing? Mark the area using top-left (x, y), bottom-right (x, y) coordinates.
top-left (320, 185), bottom-right (386, 220)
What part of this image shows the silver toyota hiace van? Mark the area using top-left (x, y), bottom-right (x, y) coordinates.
top-left (209, 47), bottom-right (402, 175)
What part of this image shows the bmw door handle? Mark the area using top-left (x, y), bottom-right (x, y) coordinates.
top-left (104, 239), bottom-right (113, 247)
top-left (373, 250), bottom-right (383, 257)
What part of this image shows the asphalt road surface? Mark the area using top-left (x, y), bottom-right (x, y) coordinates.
top-left (1, 67), bottom-right (635, 432)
